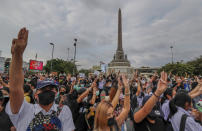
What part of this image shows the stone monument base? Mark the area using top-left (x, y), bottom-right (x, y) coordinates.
top-left (107, 66), bottom-right (134, 78)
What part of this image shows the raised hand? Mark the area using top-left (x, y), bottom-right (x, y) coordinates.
top-left (122, 74), bottom-right (129, 88)
top-left (11, 27), bottom-right (28, 55)
top-left (0, 76), bottom-right (3, 84)
top-left (155, 71), bottom-right (168, 96)
top-left (118, 76), bottom-right (123, 90)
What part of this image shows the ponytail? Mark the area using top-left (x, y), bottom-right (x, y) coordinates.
top-left (161, 96), bottom-right (167, 105)
top-left (161, 88), bottom-right (173, 105)
top-left (168, 98), bottom-right (177, 119)
top-left (168, 92), bottom-right (191, 119)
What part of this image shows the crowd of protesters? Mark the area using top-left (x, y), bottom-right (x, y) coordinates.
top-left (0, 28), bottom-right (202, 131)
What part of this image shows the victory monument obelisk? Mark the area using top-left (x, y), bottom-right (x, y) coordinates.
top-left (108, 8), bottom-right (133, 74)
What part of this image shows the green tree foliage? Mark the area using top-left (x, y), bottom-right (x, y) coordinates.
top-left (159, 62), bottom-right (194, 76)
top-left (159, 55), bottom-right (202, 76)
top-left (79, 69), bottom-right (91, 76)
top-left (187, 55), bottom-right (202, 75)
top-left (44, 59), bottom-right (77, 74)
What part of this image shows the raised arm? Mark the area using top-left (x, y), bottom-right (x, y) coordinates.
top-left (116, 75), bottom-right (130, 126)
top-left (136, 80), bottom-right (141, 96)
top-left (89, 85), bottom-right (97, 105)
top-left (189, 82), bottom-right (202, 99)
top-left (134, 71), bottom-right (168, 123)
top-left (69, 80), bottom-right (76, 94)
top-left (9, 28), bottom-right (28, 114)
top-left (76, 80), bottom-right (95, 103)
top-left (0, 76), bottom-right (9, 87)
top-left (111, 77), bottom-right (122, 110)
top-left (189, 78), bottom-right (202, 97)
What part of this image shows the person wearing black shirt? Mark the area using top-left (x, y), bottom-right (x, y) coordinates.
top-left (134, 96), bottom-right (166, 131)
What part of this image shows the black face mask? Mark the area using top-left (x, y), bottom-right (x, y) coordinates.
top-left (107, 117), bottom-right (116, 127)
top-left (2, 97), bottom-right (9, 107)
top-left (147, 113), bottom-right (157, 120)
top-left (38, 90), bottom-right (55, 105)
top-left (60, 92), bottom-right (65, 95)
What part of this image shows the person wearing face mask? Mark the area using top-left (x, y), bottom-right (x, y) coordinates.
top-left (0, 90), bottom-right (16, 131)
top-left (5, 28), bottom-right (75, 131)
top-left (94, 75), bottom-right (130, 131)
top-left (168, 92), bottom-right (202, 131)
top-left (133, 71), bottom-right (169, 131)
top-left (133, 95), bottom-right (167, 131)
top-left (103, 79), bottom-right (112, 96)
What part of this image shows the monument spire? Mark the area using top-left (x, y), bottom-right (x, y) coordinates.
top-left (108, 8), bottom-right (132, 74)
top-left (117, 8), bottom-right (123, 51)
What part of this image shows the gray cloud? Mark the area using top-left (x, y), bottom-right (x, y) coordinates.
top-left (0, 0), bottom-right (202, 69)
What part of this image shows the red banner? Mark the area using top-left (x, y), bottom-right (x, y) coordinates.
top-left (29, 60), bottom-right (43, 70)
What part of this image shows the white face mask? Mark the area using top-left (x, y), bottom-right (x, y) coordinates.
top-left (96, 91), bottom-right (100, 96)
top-left (3, 95), bottom-right (9, 98)
top-left (108, 83), bottom-right (112, 87)
top-left (141, 80), bottom-right (145, 84)
top-left (82, 96), bottom-right (88, 102)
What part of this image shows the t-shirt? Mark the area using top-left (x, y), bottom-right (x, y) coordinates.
top-left (6, 100), bottom-right (75, 131)
top-left (134, 118), bottom-right (166, 131)
top-left (0, 109), bottom-right (13, 131)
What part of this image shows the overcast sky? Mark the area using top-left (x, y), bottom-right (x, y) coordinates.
top-left (0, 0), bottom-right (202, 69)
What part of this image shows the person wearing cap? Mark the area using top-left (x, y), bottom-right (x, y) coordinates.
top-left (5, 28), bottom-right (75, 131)
top-left (133, 71), bottom-right (168, 131)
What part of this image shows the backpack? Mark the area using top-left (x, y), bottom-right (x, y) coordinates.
top-left (163, 119), bottom-right (174, 131)
top-left (180, 114), bottom-right (188, 131)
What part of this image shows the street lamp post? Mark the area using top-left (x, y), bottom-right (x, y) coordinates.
top-left (67, 48), bottom-right (70, 61)
top-left (50, 43), bottom-right (55, 72)
top-left (73, 38), bottom-right (77, 75)
top-left (170, 46), bottom-right (173, 64)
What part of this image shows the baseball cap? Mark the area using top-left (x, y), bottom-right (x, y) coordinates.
top-left (142, 95), bottom-right (161, 117)
top-left (36, 80), bottom-right (58, 90)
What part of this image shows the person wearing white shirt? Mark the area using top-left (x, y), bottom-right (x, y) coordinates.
top-left (6, 27), bottom-right (75, 131)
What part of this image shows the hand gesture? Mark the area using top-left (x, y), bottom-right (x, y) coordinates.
top-left (197, 77), bottom-right (202, 85)
top-left (92, 85), bottom-right (97, 93)
top-left (0, 105), bottom-right (3, 112)
top-left (93, 78), bottom-right (98, 86)
top-left (156, 71), bottom-right (168, 96)
top-left (191, 109), bottom-right (200, 120)
top-left (118, 76), bottom-right (123, 90)
top-left (122, 74), bottom-right (129, 88)
top-left (133, 70), bottom-right (138, 78)
top-left (11, 28), bottom-right (28, 55)
top-left (176, 78), bottom-right (182, 84)
top-left (67, 74), bottom-right (71, 80)
top-left (0, 77), bottom-right (3, 84)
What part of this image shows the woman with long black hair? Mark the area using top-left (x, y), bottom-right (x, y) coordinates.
top-left (161, 88), bottom-right (176, 121)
